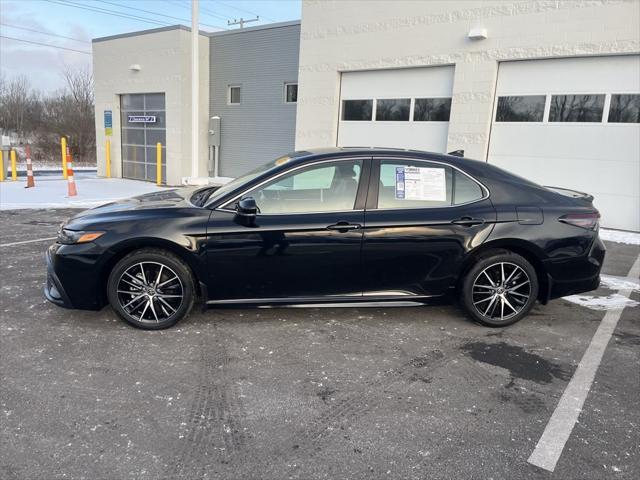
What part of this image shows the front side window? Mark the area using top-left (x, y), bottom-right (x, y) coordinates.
top-left (608, 94), bottom-right (640, 123)
top-left (285, 83), bottom-right (298, 103)
top-left (342, 100), bottom-right (373, 121)
top-left (549, 94), bottom-right (605, 122)
top-left (229, 86), bottom-right (241, 104)
top-left (414, 98), bottom-right (452, 121)
top-left (378, 160), bottom-right (452, 209)
top-left (241, 160), bottom-right (363, 214)
top-left (375, 98), bottom-right (410, 121)
top-left (495, 95), bottom-right (546, 122)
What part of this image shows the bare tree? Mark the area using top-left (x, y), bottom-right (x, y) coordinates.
top-left (0, 75), bottom-right (41, 137)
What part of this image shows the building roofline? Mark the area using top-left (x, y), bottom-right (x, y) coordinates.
top-left (92, 20), bottom-right (300, 43)
top-left (92, 25), bottom-right (207, 43)
top-left (206, 20), bottom-right (300, 37)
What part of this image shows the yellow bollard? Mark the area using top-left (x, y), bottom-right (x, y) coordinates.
top-left (156, 143), bottom-right (162, 185)
top-left (105, 139), bottom-right (111, 178)
top-left (0, 151), bottom-right (5, 182)
top-left (61, 137), bottom-right (68, 179)
top-left (10, 149), bottom-right (17, 181)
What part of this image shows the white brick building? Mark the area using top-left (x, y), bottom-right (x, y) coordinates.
top-left (295, 0), bottom-right (640, 231)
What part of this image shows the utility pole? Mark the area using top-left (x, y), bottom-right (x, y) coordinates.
top-left (191, 0), bottom-right (199, 179)
top-left (227, 16), bottom-right (259, 29)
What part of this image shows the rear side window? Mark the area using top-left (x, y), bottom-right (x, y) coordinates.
top-left (378, 160), bottom-right (452, 209)
top-left (453, 170), bottom-right (484, 205)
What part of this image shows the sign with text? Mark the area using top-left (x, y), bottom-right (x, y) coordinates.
top-left (127, 115), bottom-right (156, 123)
top-left (395, 166), bottom-right (446, 201)
top-left (104, 110), bottom-right (112, 136)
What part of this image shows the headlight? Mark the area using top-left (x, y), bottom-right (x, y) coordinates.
top-left (57, 228), bottom-right (105, 245)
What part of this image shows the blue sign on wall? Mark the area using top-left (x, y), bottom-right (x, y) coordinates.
top-left (104, 110), bottom-right (112, 136)
top-left (127, 115), bottom-right (157, 123)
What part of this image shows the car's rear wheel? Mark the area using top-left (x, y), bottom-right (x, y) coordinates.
top-left (461, 251), bottom-right (538, 327)
top-left (107, 248), bottom-right (195, 330)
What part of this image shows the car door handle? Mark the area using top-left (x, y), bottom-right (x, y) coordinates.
top-left (451, 217), bottom-right (485, 227)
top-left (326, 222), bottom-right (362, 232)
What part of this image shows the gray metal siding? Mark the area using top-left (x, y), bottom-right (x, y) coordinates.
top-left (209, 24), bottom-right (300, 177)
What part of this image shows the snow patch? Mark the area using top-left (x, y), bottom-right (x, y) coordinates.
top-left (563, 294), bottom-right (639, 311)
top-left (0, 176), bottom-right (166, 210)
top-left (599, 275), bottom-right (640, 292)
top-left (599, 229), bottom-right (640, 245)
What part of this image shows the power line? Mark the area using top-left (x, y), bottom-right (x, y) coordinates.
top-left (213, 1), bottom-right (276, 22)
top-left (95, 0), bottom-right (226, 30)
top-left (46, 0), bottom-right (171, 27)
top-left (0, 35), bottom-right (92, 54)
top-left (167, 0), bottom-right (229, 24)
top-left (0, 23), bottom-right (91, 44)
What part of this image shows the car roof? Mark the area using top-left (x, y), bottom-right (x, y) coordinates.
top-left (283, 147), bottom-right (476, 167)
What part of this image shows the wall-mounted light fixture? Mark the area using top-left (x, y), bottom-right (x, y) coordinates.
top-left (129, 64), bottom-right (141, 72)
top-left (467, 28), bottom-right (488, 40)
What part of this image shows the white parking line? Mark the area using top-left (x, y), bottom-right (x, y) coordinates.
top-left (0, 237), bottom-right (57, 247)
top-left (528, 254), bottom-right (640, 472)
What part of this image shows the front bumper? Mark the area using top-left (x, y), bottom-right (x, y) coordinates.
top-left (44, 243), bottom-right (105, 310)
top-left (45, 245), bottom-right (73, 308)
top-left (544, 235), bottom-right (606, 300)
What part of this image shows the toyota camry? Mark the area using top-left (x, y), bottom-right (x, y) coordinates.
top-left (45, 148), bottom-right (605, 329)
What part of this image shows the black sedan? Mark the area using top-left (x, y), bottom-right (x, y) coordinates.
top-left (45, 148), bottom-right (605, 329)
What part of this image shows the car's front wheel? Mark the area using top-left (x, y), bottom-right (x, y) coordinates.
top-left (461, 250), bottom-right (539, 327)
top-left (107, 248), bottom-right (195, 330)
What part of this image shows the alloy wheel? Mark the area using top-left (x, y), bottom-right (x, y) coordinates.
top-left (116, 261), bottom-right (184, 324)
top-left (471, 262), bottom-right (531, 322)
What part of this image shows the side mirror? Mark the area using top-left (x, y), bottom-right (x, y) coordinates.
top-left (236, 197), bottom-right (258, 217)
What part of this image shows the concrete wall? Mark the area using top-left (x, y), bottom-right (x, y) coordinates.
top-left (295, 0), bottom-right (640, 160)
top-left (209, 22), bottom-right (300, 177)
top-left (93, 26), bottom-right (209, 186)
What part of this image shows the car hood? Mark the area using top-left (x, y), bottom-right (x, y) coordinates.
top-left (64, 187), bottom-right (203, 229)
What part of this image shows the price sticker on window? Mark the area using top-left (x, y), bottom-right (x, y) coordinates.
top-left (395, 166), bottom-right (446, 201)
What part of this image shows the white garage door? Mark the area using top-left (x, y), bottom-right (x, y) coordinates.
top-left (488, 56), bottom-right (640, 232)
top-left (338, 66), bottom-right (454, 152)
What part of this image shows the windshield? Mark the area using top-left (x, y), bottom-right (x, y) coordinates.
top-left (204, 154), bottom-right (293, 206)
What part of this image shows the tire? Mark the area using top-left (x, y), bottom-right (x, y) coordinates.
top-left (460, 250), bottom-right (539, 327)
top-left (107, 248), bottom-right (195, 330)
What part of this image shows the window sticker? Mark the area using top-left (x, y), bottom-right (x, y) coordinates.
top-left (395, 166), bottom-right (446, 201)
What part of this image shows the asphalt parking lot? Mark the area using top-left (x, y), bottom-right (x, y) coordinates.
top-left (1, 208), bottom-right (638, 480)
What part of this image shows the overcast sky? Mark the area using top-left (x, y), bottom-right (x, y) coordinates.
top-left (0, 0), bottom-right (302, 93)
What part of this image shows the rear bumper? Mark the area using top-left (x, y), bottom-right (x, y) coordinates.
top-left (544, 235), bottom-right (606, 300)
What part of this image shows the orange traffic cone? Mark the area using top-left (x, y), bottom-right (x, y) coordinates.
top-left (25, 144), bottom-right (35, 188)
top-left (65, 146), bottom-right (78, 197)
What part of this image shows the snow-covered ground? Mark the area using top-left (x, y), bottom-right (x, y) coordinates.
top-left (0, 176), bottom-right (166, 210)
top-left (599, 228), bottom-right (640, 245)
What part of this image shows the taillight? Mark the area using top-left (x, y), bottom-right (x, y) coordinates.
top-left (559, 212), bottom-right (600, 230)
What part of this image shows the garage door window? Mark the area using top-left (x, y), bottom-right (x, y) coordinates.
top-left (342, 100), bottom-right (373, 121)
top-left (375, 98), bottom-right (410, 121)
top-left (549, 94), bottom-right (605, 122)
top-left (608, 94), bottom-right (640, 123)
top-left (413, 98), bottom-right (452, 121)
top-left (495, 95), bottom-right (546, 122)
